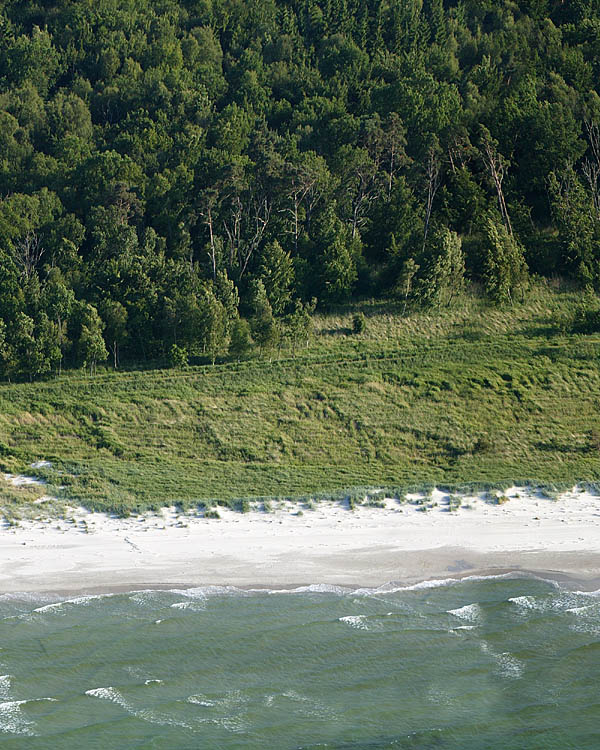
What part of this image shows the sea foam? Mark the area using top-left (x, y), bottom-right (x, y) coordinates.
top-left (0, 701), bottom-right (35, 736)
top-left (0, 677), bottom-right (48, 736)
top-left (479, 642), bottom-right (524, 679)
top-left (86, 687), bottom-right (191, 729)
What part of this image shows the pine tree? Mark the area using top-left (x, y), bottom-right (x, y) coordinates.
top-left (258, 240), bottom-right (295, 316)
top-left (426, 0), bottom-right (447, 46)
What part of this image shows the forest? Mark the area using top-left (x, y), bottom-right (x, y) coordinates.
top-left (1, 0), bottom-right (600, 379)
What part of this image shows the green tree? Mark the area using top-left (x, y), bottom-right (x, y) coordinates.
top-left (397, 258), bottom-right (419, 315)
top-left (199, 288), bottom-right (229, 364)
top-left (13, 312), bottom-right (58, 381)
top-left (214, 270), bottom-right (240, 329)
top-left (41, 269), bottom-right (75, 375)
top-left (548, 165), bottom-right (600, 286)
top-left (229, 317), bottom-right (253, 359)
top-left (0, 320), bottom-right (16, 381)
top-left (258, 240), bottom-right (295, 315)
top-left (285, 297), bottom-right (316, 355)
top-left (76, 304), bottom-right (108, 374)
top-left (483, 217), bottom-right (528, 303)
top-left (419, 228), bottom-right (465, 308)
top-left (248, 279), bottom-right (279, 353)
top-left (316, 207), bottom-right (358, 302)
top-left (100, 300), bottom-right (128, 369)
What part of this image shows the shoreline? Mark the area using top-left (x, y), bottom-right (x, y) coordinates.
top-left (8, 564), bottom-right (600, 600)
top-left (1, 486), bottom-right (600, 596)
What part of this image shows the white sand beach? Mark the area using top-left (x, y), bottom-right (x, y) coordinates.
top-left (1, 486), bottom-right (600, 594)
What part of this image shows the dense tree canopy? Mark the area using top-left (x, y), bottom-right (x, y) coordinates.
top-left (1, 0), bottom-right (600, 377)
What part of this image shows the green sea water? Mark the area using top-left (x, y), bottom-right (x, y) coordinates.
top-left (0, 576), bottom-right (598, 749)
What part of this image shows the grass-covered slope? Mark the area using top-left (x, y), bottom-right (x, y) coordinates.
top-left (1, 284), bottom-right (600, 516)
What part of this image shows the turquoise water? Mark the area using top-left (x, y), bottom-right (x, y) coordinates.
top-left (0, 576), bottom-right (598, 748)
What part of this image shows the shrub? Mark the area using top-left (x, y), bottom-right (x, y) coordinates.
top-left (366, 497), bottom-right (386, 508)
top-left (229, 318), bottom-right (253, 359)
top-left (168, 344), bottom-right (188, 368)
top-left (352, 312), bottom-right (366, 334)
top-left (572, 296), bottom-right (600, 334)
top-left (473, 435), bottom-right (493, 454)
top-left (448, 495), bottom-right (462, 511)
top-left (588, 429), bottom-right (600, 453)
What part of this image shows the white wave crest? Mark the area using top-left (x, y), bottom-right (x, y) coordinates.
top-left (136, 709), bottom-right (191, 729)
top-left (284, 584), bottom-right (352, 595)
top-left (495, 652), bottom-right (524, 679)
top-left (509, 595), bottom-right (537, 608)
top-left (0, 700), bottom-right (35, 736)
top-left (338, 615), bottom-right (370, 630)
top-left (85, 687), bottom-right (131, 710)
top-left (447, 603), bottom-right (482, 623)
top-left (170, 601), bottom-right (205, 611)
top-left (171, 585), bottom-right (241, 598)
top-left (357, 572), bottom-right (523, 596)
top-left (0, 675), bottom-right (11, 700)
top-left (510, 592), bottom-right (590, 615)
top-left (86, 686), bottom-right (190, 729)
top-left (480, 642), bottom-right (524, 679)
top-left (188, 695), bottom-right (216, 707)
top-left (32, 594), bottom-right (109, 614)
top-left (209, 716), bottom-right (248, 733)
top-left (129, 590), bottom-right (167, 607)
top-left (0, 677), bottom-right (47, 736)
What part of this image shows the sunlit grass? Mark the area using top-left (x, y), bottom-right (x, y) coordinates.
top-left (0, 281), bottom-right (598, 515)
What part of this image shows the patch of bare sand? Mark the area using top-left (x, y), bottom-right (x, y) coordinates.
top-left (1, 487), bottom-right (599, 594)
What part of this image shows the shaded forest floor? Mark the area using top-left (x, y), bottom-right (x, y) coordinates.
top-left (1, 281), bottom-right (600, 517)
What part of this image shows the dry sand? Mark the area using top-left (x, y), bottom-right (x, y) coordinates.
top-left (1, 486), bottom-right (600, 594)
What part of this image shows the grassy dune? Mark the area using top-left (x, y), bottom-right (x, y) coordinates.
top-left (1, 282), bottom-right (600, 516)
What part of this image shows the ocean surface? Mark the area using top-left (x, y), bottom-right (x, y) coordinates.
top-left (0, 575), bottom-right (598, 749)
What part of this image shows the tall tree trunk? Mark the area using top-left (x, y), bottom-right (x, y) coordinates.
top-left (423, 148), bottom-right (441, 252)
top-left (482, 137), bottom-right (512, 236)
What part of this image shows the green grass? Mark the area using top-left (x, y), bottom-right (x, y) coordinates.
top-left (1, 280), bottom-right (600, 516)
